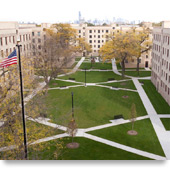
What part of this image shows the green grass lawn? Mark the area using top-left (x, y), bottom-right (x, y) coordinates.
top-left (26, 137), bottom-right (151, 160)
top-left (116, 63), bottom-right (122, 69)
top-left (75, 57), bottom-right (82, 61)
top-left (161, 118), bottom-right (170, 130)
top-left (80, 62), bottom-right (112, 70)
top-left (120, 71), bottom-right (151, 77)
top-left (99, 80), bottom-right (136, 90)
top-left (49, 80), bottom-right (81, 88)
top-left (88, 119), bottom-right (165, 157)
top-left (58, 71), bottom-right (127, 83)
top-left (139, 80), bottom-right (170, 114)
top-left (46, 86), bottom-right (147, 128)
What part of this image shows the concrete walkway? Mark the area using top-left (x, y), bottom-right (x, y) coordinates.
top-left (84, 133), bottom-right (166, 160)
top-left (26, 116), bottom-right (67, 131)
top-left (132, 78), bottom-right (170, 159)
top-left (58, 57), bottom-right (85, 77)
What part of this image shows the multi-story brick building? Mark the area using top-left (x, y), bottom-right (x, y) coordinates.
top-left (0, 22), bottom-right (47, 60)
top-left (71, 23), bottom-right (153, 68)
top-left (151, 21), bottom-right (170, 105)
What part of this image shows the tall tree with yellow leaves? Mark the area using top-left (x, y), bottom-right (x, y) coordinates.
top-left (132, 27), bottom-right (152, 76)
top-left (99, 31), bottom-right (137, 78)
top-left (0, 56), bottom-right (62, 160)
top-left (34, 23), bottom-right (78, 87)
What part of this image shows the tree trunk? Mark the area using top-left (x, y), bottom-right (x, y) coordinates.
top-left (137, 58), bottom-right (140, 77)
top-left (72, 134), bottom-right (74, 143)
top-left (132, 121), bottom-right (134, 131)
top-left (121, 60), bottom-right (125, 79)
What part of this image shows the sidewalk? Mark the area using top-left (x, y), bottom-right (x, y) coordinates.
top-left (58, 57), bottom-right (85, 77)
top-left (132, 78), bottom-right (170, 160)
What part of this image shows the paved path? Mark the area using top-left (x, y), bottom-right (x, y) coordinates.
top-left (112, 59), bottom-right (122, 76)
top-left (26, 116), bottom-right (67, 131)
top-left (84, 115), bottom-right (149, 133)
top-left (58, 57), bottom-right (85, 77)
top-left (132, 78), bottom-right (170, 159)
top-left (158, 115), bottom-right (170, 118)
top-left (84, 133), bottom-right (166, 160)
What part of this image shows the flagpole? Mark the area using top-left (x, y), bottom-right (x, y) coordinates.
top-left (16, 44), bottom-right (28, 160)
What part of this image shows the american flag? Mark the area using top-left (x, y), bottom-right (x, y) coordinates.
top-left (0, 50), bottom-right (17, 67)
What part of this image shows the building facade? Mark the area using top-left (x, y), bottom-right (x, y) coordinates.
top-left (71, 23), bottom-right (153, 68)
top-left (151, 21), bottom-right (170, 105)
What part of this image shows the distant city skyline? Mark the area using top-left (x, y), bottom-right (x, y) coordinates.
top-left (0, 0), bottom-right (170, 24)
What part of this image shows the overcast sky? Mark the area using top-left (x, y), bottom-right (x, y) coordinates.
top-left (0, 0), bottom-right (170, 23)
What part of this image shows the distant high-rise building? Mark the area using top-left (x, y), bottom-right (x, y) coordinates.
top-left (79, 11), bottom-right (81, 23)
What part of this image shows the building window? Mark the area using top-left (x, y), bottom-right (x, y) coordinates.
top-left (6, 49), bottom-right (8, 56)
top-left (98, 40), bottom-right (100, 43)
top-left (32, 39), bottom-right (35, 43)
top-left (0, 38), bottom-right (3, 46)
top-left (13, 36), bottom-right (15, 44)
top-left (89, 30), bottom-right (92, 33)
top-left (32, 32), bottom-right (34, 36)
top-left (106, 30), bottom-right (109, 33)
top-left (89, 40), bottom-right (92, 43)
top-left (79, 35), bottom-right (81, 38)
top-left (98, 30), bottom-right (100, 33)
top-left (5, 37), bottom-right (7, 45)
top-left (20, 35), bottom-right (22, 42)
top-left (167, 49), bottom-right (169, 57)
top-left (146, 55), bottom-right (148, 58)
top-left (38, 39), bottom-right (41, 43)
top-left (89, 35), bottom-right (92, 38)
top-left (1, 50), bottom-right (3, 57)
top-left (98, 45), bottom-right (100, 48)
top-left (79, 30), bottom-right (81, 33)
top-left (98, 35), bottom-right (100, 38)
top-left (38, 32), bottom-right (40, 36)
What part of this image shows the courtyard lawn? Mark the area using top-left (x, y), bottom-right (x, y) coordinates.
top-left (80, 62), bottom-right (112, 70)
top-left (58, 71), bottom-right (128, 83)
top-left (161, 119), bottom-right (170, 130)
top-left (46, 86), bottom-right (147, 128)
top-left (75, 57), bottom-right (82, 62)
top-left (88, 119), bottom-right (165, 157)
top-left (120, 71), bottom-right (151, 77)
top-left (99, 80), bottom-right (136, 90)
top-left (49, 80), bottom-right (82, 88)
top-left (116, 63), bottom-right (122, 69)
top-left (26, 137), bottom-right (151, 160)
top-left (139, 80), bottom-right (170, 114)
